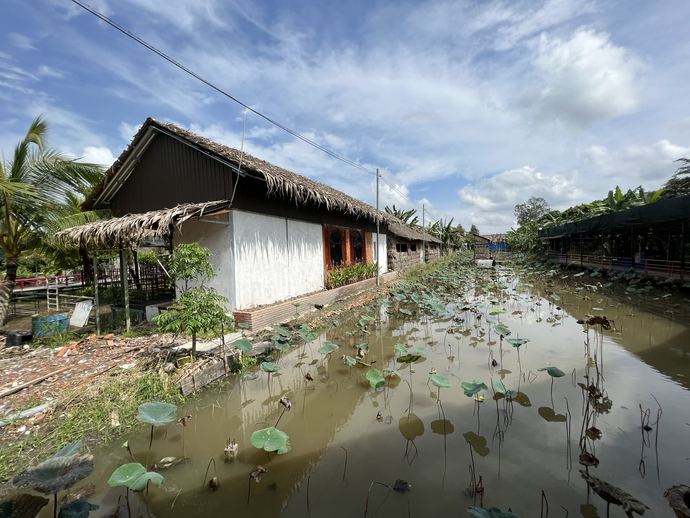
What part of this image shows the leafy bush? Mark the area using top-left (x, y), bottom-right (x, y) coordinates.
top-left (326, 262), bottom-right (377, 289)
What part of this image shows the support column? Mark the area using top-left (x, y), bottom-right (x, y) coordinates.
top-left (120, 246), bottom-right (131, 332)
top-left (93, 255), bottom-right (100, 336)
top-left (680, 219), bottom-right (686, 283)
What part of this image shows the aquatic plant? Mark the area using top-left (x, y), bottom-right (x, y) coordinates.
top-left (580, 470), bottom-right (648, 516)
top-left (429, 373), bottom-right (452, 401)
top-left (108, 463), bottom-right (164, 518)
top-left (136, 402), bottom-right (177, 469)
top-left (251, 427), bottom-right (291, 455)
top-left (538, 366), bottom-right (565, 406)
top-left (366, 368), bottom-right (385, 389)
top-left (176, 414), bottom-right (192, 458)
top-left (12, 441), bottom-right (94, 518)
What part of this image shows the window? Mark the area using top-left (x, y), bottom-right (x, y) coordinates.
top-left (353, 231), bottom-right (363, 262)
top-left (396, 243), bottom-right (408, 253)
top-left (330, 229), bottom-right (343, 265)
top-left (410, 244), bottom-right (417, 252)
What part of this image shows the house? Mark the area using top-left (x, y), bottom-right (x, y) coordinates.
top-left (67, 118), bottom-right (399, 313)
top-left (387, 219), bottom-right (441, 272)
top-left (473, 233), bottom-right (509, 261)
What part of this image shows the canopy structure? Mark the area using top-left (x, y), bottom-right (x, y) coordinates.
top-left (54, 200), bottom-right (231, 248)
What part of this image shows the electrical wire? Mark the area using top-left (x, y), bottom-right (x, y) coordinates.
top-left (69, 0), bottom-right (433, 217)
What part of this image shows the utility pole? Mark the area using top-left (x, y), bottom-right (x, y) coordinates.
top-left (422, 204), bottom-right (426, 263)
top-left (376, 168), bottom-right (380, 286)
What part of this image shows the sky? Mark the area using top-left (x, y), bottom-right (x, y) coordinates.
top-left (1, 0), bottom-right (690, 234)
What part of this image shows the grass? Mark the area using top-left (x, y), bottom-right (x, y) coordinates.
top-left (0, 367), bottom-right (187, 493)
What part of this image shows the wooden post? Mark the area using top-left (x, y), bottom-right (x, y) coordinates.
top-left (680, 219), bottom-right (686, 283)
top-left (93, 255), bottom-right (100, 336)
top-left (120, 246), bottom-right (131, 332)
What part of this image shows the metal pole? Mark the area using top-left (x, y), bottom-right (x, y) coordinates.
top-left (120, 246), bottom-right (131, 332)
top-left (422, 205), bottom-right (426, 263)
top-left (376, 168), bottom-right (380, 286)
top-left (93, 255), bottom-right (100, 336)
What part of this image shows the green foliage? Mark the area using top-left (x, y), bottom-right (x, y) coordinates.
top-left (167, 243), bottom-right (215, 292)
top-left (136, 402), bottom-right (177, 426)
top-left (250, 427), bottom-right (290, 454)
top-left (461, 380), bottom-right (488, 397)
top-left (260, 362), bottom-right (280, 372)
top-left (366, 368), bottom-right (385, 389)
top-left (429, 374), bottom-right (452, 388)
top-left (385, 205), bottom-right (419, 228)
top-left (234, 338), bottom-right (253, 353)
top-left (326, 262), bottom-right (378, 289)
top-left (137, 251), bottom-right (159, 266)
top-left (505, 338), bottom-right (529, 348)
top-left (514, 196), bottom-right (550, 226)
top-left (107, 463), bottom-right (164, 491)
top-left (317, 341), bottom-right (338, 354)
top-left (12, 443), bottom-right (94, 495)
top-left (58, 497), bottom-right (99, 518)
top-left (538, 366), bottom-right (565, 377)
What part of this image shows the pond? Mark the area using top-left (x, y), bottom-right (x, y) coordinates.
top-left (27, 258), bottom-right (690, 517)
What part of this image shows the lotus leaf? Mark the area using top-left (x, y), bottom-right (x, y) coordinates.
top-left (345, 356), bottom-right (356, 366)
top-left (251, 427), bottom-right (289, 452)
top-left (551, 294), bottom-right (561, 301)
top-left (58, 497), bottom-right (99, 518)
top-left (383, 368), bottom-right (400, 377)
top-left (494, 326), bottom-right (511, 337)
top-left (431, 303), bottom-right (446, 313)
top-left (360, 315), bottom-right (375, 322)
top-left (505, 338), bottom-right (530, 348)
top-left (538, 366), bottom-right (565, 377)
top-left (136, 402), bottom-right (177, 427)
top-left (13, 454), bottom-right (94, 495)
top-left (538, 407), bottom-right (567, 423)
top-left (399, 413), bottom-right (424, 440)
top-left (400, 308), bottom-right (412, 315)
top-left (237, 323), bottom-right (250, 329)
top-left (53, 441), bottom-right (83, 458)
top-left (271, 325), bottom-right (291, 338)
top-left (397, 354), bottom-right (422, 363)
top-left (467, 506), bottom-right (520, 517)
top-left (366, 368), bottom-right (385, 389)
top-left (461, 380), bottom-right (488, 397)
top-left (260, 362), bottom-right (281, 372)
top-left (306, 332), bottom-right (318, 342)
top-left (234, 338), bottom-right (253, 353)
top-left (492, 381), bottom-right (516, 398)
top-left (317, 341), bottom-right (338, 354)
top-left (0, 494), bottom-right (49, 518)
top-left (394, 343), bottom-right (407, 353)
top-left (412, 345), bottom-right (426, 354)
top-left (431, 419), bottom-right (454, 435)
top-left (429, 374), bottom-right (452, 388)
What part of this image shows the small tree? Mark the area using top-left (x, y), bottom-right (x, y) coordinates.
top-left (156, 244), bottom-right (233, 357)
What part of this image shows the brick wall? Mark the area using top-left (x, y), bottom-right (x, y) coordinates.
top-left (425, 243), bottom-right (440, 262)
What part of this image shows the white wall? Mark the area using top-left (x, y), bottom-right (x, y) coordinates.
top-left (232, 210), bottom-right (324, 310)
top-left (372, 232), bottom-right (388, 273)
top-left (173, 213), bottom-right (234, 306)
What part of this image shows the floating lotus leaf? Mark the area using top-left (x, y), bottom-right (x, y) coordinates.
top-left (412, 345), bottom-right (426, 354)
top-left (494, 326), bottom-right (511, 337)
top-left (467, 506), bottom-right (520, 517)
top-left (345, 356), bottom-right (356, 366)
top-left (429, 374), bottom-right (452, 388)
top-left (251, 427), bottom-right (289, 453)
top-left (505, 338), bottom-right (530, 348)
top-left (399, 413), bottom-right (424, 440)
top-left (234, 338), bottom-right (253, 353)
top-left (0, 494), bottom-right (49, 518)
top-left (431, 303), bottom-right (447, 313)
top-left (260, 362), bottom-right (281, 372)
top-left (431, 419), bottom-right (454, 435)
top-left (394, 343), bottom-right (407, 353)
top-left (58, 497), bottom-right (99, 518)
top-left (136, 402), bottom-right (177, 427)
top-left (13, 455), bottom-right (94, 495)
top-left (317, 341), bottom-right (338, 354)
top-left (538, 366), bottom-right (565, 377)
top-left (397, 354), bottom-right (422, 363)
top-left (366, 368), bottom-right (385, 389)
top-left (538, 407), bottom-right (566, 423)
top-left (461, 380), bottom-right (488, 397)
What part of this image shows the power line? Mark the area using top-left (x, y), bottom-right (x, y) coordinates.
top-left (70, 0), bottom-right (434, 216)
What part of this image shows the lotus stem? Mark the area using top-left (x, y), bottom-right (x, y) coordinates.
top-left (307, 475), bottom-right (311, 517)
top-left (275, 407), bottom-right (287, 428)
top-left (126, 487), bottom-right (132, 518)
top-left (54, 494), bottom-right (57, 518)
top-left (146, 425), bottom-right (154, 469)
top-left (364, 481), bottom-right (392, 517)
top-left (182, 426), bottom-right (186, 458)
top-left (203, 458), bottom-right (216, 487)
top-left (340, 446), bottom-right (348, 482)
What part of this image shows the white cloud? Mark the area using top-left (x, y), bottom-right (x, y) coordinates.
top-left (37, 65), bottom-right (64, 78)
top-left (9, 33), bottom-right (37, 51)
top-left (81, 146), bottom-right (116, 167)
top-left (581, 140), bottom-right (690, 188)
top-left (522, 29), bottom-right (642, 128)
top-left (119, 121), bottom-right (142, 142)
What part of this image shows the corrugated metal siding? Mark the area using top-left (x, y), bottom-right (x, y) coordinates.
top-left (110, 134), bottom-right (386, 234)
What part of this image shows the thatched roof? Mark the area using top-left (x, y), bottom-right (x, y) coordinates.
top-left (54, 200), bottom-right (230, 247)
top-left (387, 218), bottom-right (441, 243)
top-left (479, 233), bottom-right (508, 244)
top-left (85, 118), bottom-right (392, 226)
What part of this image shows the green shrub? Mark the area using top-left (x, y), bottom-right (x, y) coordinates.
top-left (326, 262), bottom-right (377, 289)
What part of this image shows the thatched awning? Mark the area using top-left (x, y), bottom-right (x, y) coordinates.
top-left (388, 218), bottom-right (441, 243)
top-left (54, 200), bottom-right (231, 248)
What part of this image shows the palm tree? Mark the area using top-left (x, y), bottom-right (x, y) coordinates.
top-left (0, 117), bottom-right (103, 325)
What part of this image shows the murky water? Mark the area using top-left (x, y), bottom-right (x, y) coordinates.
top-left (44, 263), bottom-right (690, 517)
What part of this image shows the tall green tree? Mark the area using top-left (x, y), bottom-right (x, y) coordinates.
top-left (466, 224), bottom-right (479, 248)
top-left (0, 117), bottom-right (103, 324)
top-left (514, 196), bottom-right (550, 226)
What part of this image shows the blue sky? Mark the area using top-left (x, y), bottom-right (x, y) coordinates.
top-left (2, 0), bottom-right (689, 233)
